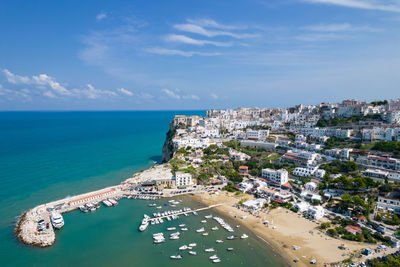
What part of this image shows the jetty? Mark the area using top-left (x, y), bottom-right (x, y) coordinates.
top-left (149, 204), bottom-right (222, 223)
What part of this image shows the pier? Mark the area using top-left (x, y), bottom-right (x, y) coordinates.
top-left (149, 204), bottom-right (223, 222)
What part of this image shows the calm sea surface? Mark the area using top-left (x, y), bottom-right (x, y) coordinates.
top-left (0, 111), bottom-right (287, 266)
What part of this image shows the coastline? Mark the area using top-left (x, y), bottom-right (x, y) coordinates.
top-left (190, 191), bottom-right (371, 267)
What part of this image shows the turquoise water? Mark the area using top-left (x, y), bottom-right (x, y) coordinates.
top-left (0, 112), bottom-right (286, 266)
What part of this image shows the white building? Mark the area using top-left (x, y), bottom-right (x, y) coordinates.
top-left (261, 168), bottom-right (289, 185)
top-left (242, 199), bottom-right (267, 210)
top-left (174, 172), bottom-right (193, 187)
top-left (307, 206), bottom-right (325, 220)
top-left (292, 166), bottom-right (318, 177)
top-left (377, 196), bottom-right (400, 214)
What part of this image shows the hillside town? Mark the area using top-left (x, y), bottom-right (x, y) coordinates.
top-left (164, 98), bottom-right (400, 266)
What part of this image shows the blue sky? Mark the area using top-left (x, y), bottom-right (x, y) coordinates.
top-left (0, 0), bottom-right (400, 110)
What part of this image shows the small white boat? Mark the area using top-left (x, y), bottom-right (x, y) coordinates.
top-left (201, 220), bottom-right (207, 223)
top-left (102, 200), bottom-right (112, 207)
top-left (179, 245), bottom-right (188, 250)
top-left (202, 232), bottom-right (209, 236)
top-left (170, 255), bottom-right (182, 259)
top-left (205, 248), bottom-right (215, 252)
top-left (205, 215), bottom-right (212, 219)
top-left (181, 228), bottom-right (188, 231)
top-left (148, 203), bottom-right (157, 207)
top-left (167, 227), bottom-right (176, 231)
top-left (179, 224), bottom-right (186, 227)
top-left (211, 226), bottom-right (219, 231)
top-left (196, 227), bottom-right (205, 233)
top-left (209, 255), bottom-right (219, 260)
top-left (188, 251), bottom-right (197, 255)
top-left (227, 248), bottom-right (234, 251)
top-left (240, 234), bottom-right (248, 239)
top-left (188, 243), bottom-right (197, 247)
top-left (227, 235), bottom-right (237, 240)
top-left (213, 259), bottom-right (221, 263)
top-left (216, 240), bottom-right (223, 243)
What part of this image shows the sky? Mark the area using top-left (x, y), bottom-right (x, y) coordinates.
top-left (0, 0), bottom-right (400, 110)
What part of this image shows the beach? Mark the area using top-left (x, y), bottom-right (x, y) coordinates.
top-left (192, 192), bottom-right (371, 266)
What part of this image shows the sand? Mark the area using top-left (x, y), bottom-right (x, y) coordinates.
top-left (192, 192), bottom-right (372, 267)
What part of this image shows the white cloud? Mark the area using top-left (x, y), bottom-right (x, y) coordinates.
top-left (162, 88), bottom-right (181, 99)
top-left (173, 23), bottom-right (258, 39)
top-left (43, 91), bottom-right (57, 98)
top-left (2, 69), bottom-right (71, 96)
top-left (117, 88), bottom-right (134, 96)
top-left (3, 69), bottom-right (31, 84)
top-left (187, 18), bottom-right (247, 30)
top-left (73, 84), bottom-right (117, 99)
top-left (96, 12), bottom-right (107, 21)
top-left (302, 0), bottom-right (400, 12)
top-left (211, 93), bottom-right (219, 100)
top-left (166, 34), bottom-right (232, 47)
top-left (302, 23), bottom-right (381, 32)
top-left (295, 33), bottom-right (348, 41)
top-left (161, 89), bottom-right (200, 100)
top-left (146, 48), bottom-right (221, 57)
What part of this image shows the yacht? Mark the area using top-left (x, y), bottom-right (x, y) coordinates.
top-left (240, 234), bottom-right (249, 239)
top-left (179, 245), bottom-right (188, 250)
top-left (170, 255), bottom-right (182, 259)
top-left (139, 219), bottom-right (149, 231)
top-left (50, 212), bottom-right (64, 229)
top-left (205, 248), bottom-right (215, 252)
top-left (196, 227), bottom-right (205, 233)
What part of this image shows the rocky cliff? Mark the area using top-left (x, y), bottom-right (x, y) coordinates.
top-left (162, 124), bottom-right (176, 163)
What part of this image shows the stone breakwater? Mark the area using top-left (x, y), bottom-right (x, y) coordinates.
top-left (15, 164), bottom-right (173, 247)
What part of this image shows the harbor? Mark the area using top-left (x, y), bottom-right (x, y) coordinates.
top-left (15, 164), bottom-right (225, 248)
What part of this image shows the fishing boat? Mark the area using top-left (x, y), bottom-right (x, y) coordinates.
top-left (240, 234), bottom-right (249, 239)
top-left (196, 227), bottom-right (205, 233)
top-left (205, 248), bottom-right (215, 252)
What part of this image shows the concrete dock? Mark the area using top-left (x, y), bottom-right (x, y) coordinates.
top-left (149, 204), bottom-right (223, 222)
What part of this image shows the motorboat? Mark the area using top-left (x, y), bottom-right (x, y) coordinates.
top-left (240, 234), bottom-right (248, 239)
top-left (196, 227), bottom-right (205, 233)
top-left (167, 227), bottom-right (176, 231)
top-left (201, 220), bottom-right (207, 223)
top-left (205, 248), bottom-right (215, 252)
top-left (170, 255), bottom-right (182, 259)
top-left (179, 224), bottom-right (186, 227)
top-left (209, 255), bottom-right (219, 260)
top-left (79, 205), bottom-right (89, 213)
top-left (188, 251), bottom-right (197, 255)
top-left (50, 212), bottom-right (64, 229)
top-left (139, 219), bottom-right (149, 231)
top-left (211, 226), bottom-right (219, 231)
top-left (102, 200), bottom-right (112, 207)
top-left (181, 228), bottom-right (188, 231)
top-left (227, 235), bottom-right (237, 240)
top-left (216, 240), bottom-right (223, 243)
top-left (213, 259), bottom-right (221, 263)
top-left (179, 245), bottom-right (188, 250)
top-left (205, 215), bottom-right (212, 219)
top-left (227, 248), bottom-right (234, 251)
top-left (188, 243), bottom-right (197, 247)
top-left (148, 203), bottom-right (157, 207)
top-left (202, 232), bottom-right (209, 236)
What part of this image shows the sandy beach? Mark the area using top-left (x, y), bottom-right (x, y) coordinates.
top-left (192, 192), bottom-right (372, 267)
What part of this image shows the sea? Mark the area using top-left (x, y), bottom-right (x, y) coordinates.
top-left (0, 111), bottom-right (287, 267)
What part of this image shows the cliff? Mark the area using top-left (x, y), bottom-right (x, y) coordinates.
top-left (162, 124), bottom-right (176, 163)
